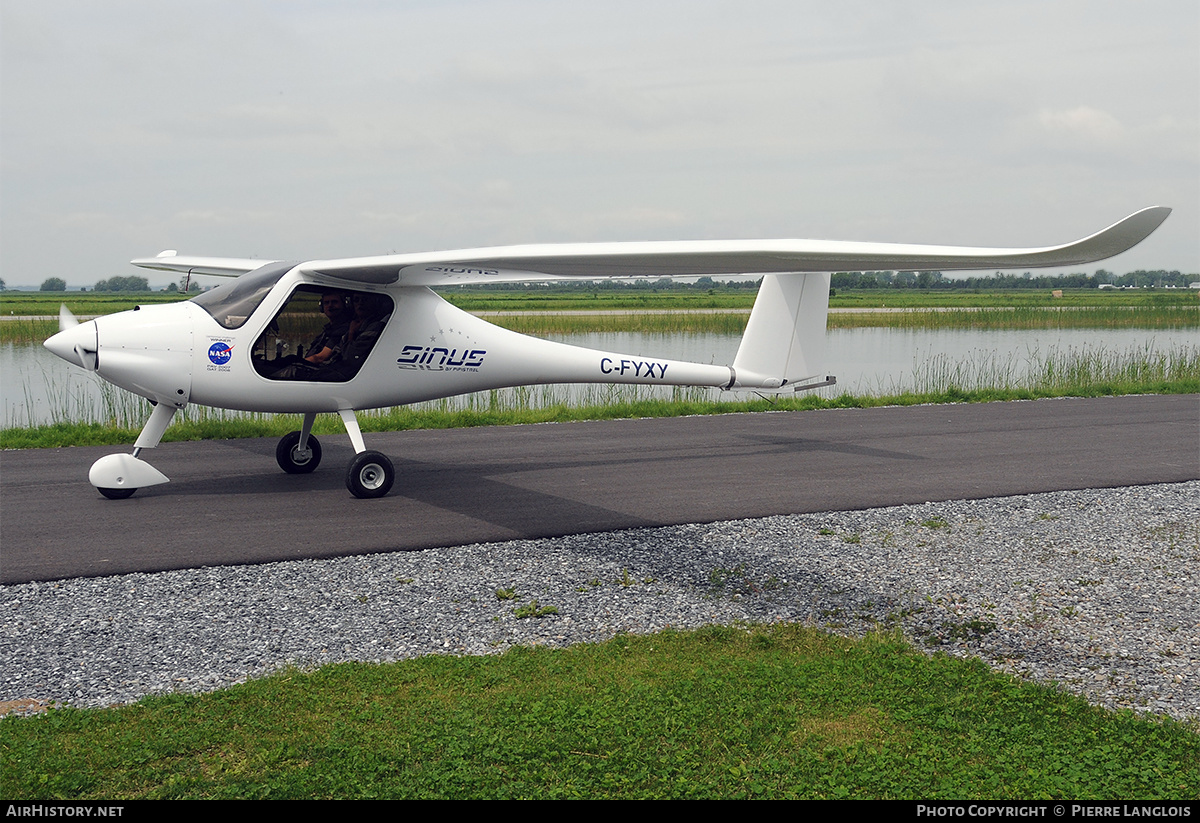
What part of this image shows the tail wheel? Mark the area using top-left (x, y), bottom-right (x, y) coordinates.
top-left (276, 431), bottom-right (322, 474)
top-left (346, 451), bottom-right (394, 499)
top-left (98, 487), bottom-right (137, 500)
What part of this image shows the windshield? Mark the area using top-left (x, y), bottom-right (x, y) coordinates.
top-left (191, 261), bottom-right (298, 329)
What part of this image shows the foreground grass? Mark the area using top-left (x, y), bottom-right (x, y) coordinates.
top-left (2, 625), bottom-right (1195, 799)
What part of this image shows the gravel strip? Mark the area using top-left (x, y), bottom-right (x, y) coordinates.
top-left (2, 482), bottom-right (1197, 720)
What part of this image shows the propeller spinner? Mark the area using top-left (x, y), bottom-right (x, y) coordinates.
top-left (45, 306), bottom-right (98, 371)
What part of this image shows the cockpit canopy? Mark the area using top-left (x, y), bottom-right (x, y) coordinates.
top-left (190, 261), bottom-right (298, 329)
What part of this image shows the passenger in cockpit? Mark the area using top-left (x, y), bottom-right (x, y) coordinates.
top-left (314, 292), bottom-right (393, 382)
top-left (304, 291), bottom-right (353, 365)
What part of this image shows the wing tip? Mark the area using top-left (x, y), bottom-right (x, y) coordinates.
top-left (1131, 204), bottom-right (1172, 227)
top-left (1098, 205), bottom-right (1172, 254)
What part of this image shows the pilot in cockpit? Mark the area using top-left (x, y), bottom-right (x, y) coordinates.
top-left (267, 289), bottom-right (351, 379)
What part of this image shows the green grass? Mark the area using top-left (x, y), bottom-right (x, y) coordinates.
top-left (484, 305), bottom-right (1197, 336)
top-left (826, 289), bottom-right (1198, 309)
top-left (4, 287), bottom-right (1195, 315)
top-left (2, 624), bottom-right (1194, 799)
top-left (447, 287), bottom-right (1200, 312)
top-left (0, 316), bottom-right (61, 343)
top-left (825, 305), bottom-right (1198, 330)
top-left (0, 292), bottom-right (186, 317)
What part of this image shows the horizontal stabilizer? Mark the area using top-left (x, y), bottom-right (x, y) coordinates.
top-left (131, 252), bottom-right (279, 278)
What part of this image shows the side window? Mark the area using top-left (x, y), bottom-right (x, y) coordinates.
top-left (253, 287), bottom-right (393, 382)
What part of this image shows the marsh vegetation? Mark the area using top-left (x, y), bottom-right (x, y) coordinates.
top-left (2, 289), bottom-right (1196, 446)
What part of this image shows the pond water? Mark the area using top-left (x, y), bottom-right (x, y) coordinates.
top-left (2, 326), bottom-right (1195, 427)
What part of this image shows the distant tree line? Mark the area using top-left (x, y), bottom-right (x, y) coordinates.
top-left (831, 269), bottom-right (1193, 290)
top-left (92, 276), bottom-right (151, 292)
top-left (16, 268), bottom-right (1196, 294)
top-left (448, 269), bottom-right (1195, 293)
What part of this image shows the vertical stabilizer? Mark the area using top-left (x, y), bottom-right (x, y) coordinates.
top-left (732, 273), bottom-right (830, 388)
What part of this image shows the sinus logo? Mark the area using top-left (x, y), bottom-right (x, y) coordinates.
top-left (397, 345), bottom-right (486, 371)
top-left (208, 342), bottom-right (234, 365)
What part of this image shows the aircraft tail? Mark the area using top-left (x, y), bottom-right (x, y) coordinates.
top-left (731, 273), bottom-right (830, 389)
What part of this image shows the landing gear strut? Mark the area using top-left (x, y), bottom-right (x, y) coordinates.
top-left (90, 403), bottom-right (178, 500)
top-left (271, 410), bottom-right (397, 499)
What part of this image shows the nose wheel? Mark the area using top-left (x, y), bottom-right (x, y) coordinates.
top-left (346, 451), bottom-right (394, 499)
top-left (276, 430), bottom-right (322, 474)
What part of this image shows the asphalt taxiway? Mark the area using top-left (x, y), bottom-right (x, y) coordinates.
top-left (2, 394), bottom-right (1196, 583)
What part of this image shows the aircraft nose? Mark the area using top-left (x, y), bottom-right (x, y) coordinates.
top-left (88, 303), bottom-right (194, 406)
top-left (44, 321), bottom-right (99, 370)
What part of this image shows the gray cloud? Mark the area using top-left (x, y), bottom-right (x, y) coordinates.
top-left (2, 0), bottom-right (1195, 287)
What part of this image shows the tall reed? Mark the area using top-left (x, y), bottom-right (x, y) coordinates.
top-left (827, 306), bottom-right (1198, 330)
top-left (909, 342), bottom-right (1200, 395)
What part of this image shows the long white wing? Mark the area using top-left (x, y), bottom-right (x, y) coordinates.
top-left (133, 206), bottom-right (1170, 286)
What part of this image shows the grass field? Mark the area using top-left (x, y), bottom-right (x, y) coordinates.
top-left (2, 286), bottom-right (1196, 314)
top-left (2, 624), bottom-right (1195, 799)
top-left (1, 289), bottom-right (1195, 343)
top-left (487, 305), bottom-right (1198, 335)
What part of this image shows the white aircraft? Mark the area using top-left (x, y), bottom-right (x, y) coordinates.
top-left (44, 206), bottom-right (1170, 499)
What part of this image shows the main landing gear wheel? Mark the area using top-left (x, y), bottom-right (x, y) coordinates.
top-left (346, 451), bottom-right (394, 499)
top-left (98, 487), bottom-right (137, 500)
top-left (276, 431), bottom-right (322, 474)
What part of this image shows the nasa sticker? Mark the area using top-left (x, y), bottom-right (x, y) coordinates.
top-left (207, 338), bottom-right (234, 372)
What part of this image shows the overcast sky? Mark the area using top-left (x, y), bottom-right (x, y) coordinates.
top-left (2, 0), bottom-right (1196, 288)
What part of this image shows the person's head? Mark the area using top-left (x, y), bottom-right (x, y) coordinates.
top-left (320, 291), bottom-right (349, 321)
top-left (351, 292), bottom-right (389, 319)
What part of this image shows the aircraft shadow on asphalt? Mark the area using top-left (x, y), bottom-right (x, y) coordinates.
top-left (147, 432), bottom-right (926, 537)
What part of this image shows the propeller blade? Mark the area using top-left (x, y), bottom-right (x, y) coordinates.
top-left (59, 304), bottom-right (79, 331)
top-left (75, 343), bottom-right (98, 371)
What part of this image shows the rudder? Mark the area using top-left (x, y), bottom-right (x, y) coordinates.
top-left (732, 273), bottom-right (830, 389)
